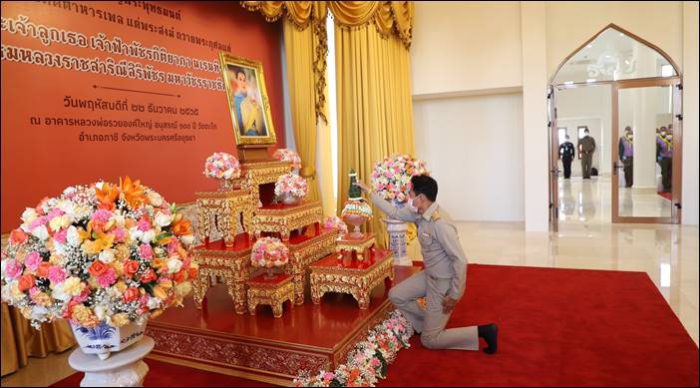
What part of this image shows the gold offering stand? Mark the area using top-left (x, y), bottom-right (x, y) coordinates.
top-left (309, 249), bottom-right (394, 309)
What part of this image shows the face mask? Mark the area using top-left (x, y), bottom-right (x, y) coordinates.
top-left (661, 132), bottom-right (667, 137)
top-left (407, 197), bottom-right (419, 213)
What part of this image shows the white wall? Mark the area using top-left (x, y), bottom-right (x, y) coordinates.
top-left (545, 1), bottom-right (684, 80)
top-left (410, 1), bottom-right (698, 226)
top-left (411, 1), bottom-right (522, 96)
top-left (414, 93), bottom-right (524, 221)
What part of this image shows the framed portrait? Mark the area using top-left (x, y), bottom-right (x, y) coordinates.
top-left (219, 52), bottom-right (276, 146)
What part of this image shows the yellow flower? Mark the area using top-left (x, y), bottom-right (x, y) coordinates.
top-left (49, 215), bottom-right (71, 232)
top-left (11, 284), bottom-right (24, 300)
top-left (49, 254), bottom-right (61, 265)
top-left (175, 282), bottom-right (192, 298)
top-left (151, 258), bottom-right (167, 272)
top-left (33, 291), bottom-right (52, 307)
top-left (111, 313), bottom-right (130, 327)
top-left (158, 279), bottom-right (173, 290)
top-left (114, 281), bottom-right (127, 293)
top-left (62, 277), bottom-right (86, 296)
top-left (112, 261), bottom-right (125, 277)
top-left (115, 245), bottom-right (131, 261)
top-left (152, 286), bottom-right (168, 300)
top-left (82, 233), bottom-right (115, 255)
top-left (72, 305), bottom-right (100, 328)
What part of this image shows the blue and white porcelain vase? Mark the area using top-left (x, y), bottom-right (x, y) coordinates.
top-left (70, 321), bottom-right (146, 360)
top-left (384, 200), bottom-right (411, 266)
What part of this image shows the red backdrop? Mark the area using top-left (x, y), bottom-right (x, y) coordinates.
top-left (1, 1), bottom-right (284, 232)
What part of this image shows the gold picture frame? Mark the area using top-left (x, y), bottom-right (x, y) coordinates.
top-left (220, 52), bottom-right (277, 146)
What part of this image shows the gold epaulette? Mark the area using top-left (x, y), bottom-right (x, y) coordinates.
top-left (431, 210), bottom-right (441, 221)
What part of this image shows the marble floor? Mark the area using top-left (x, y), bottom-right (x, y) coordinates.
top-left (2, 219), bottom-right (698, 387)
top-left (558, 175), bottom-right (674, 221)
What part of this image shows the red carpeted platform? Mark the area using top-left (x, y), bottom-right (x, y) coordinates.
top-left (380, 264), bottom-right (699, 387)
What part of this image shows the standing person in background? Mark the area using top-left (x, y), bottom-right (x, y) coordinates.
top-left (578, 128), bottom-right (596, 179)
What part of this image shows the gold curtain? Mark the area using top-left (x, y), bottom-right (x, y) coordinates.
top-left (242, 1), bottom-right (412, 46)
top-left (242, 1), bottom-right (416, 235)
top-left (1, 302), bottom-right (75, 376)
top-left (283, 18), bottom-right (326, 202)
top-left (335, 23), bottom-right (416, 247)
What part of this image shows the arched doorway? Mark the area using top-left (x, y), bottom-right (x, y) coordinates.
top-left (548, 24), bottom-right (683, 229)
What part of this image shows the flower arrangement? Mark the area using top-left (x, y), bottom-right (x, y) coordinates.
top-left (250, 237), bottom-right (289, 269)
top-left (323, 216), bottom-right (348, 236)
top-left (203, 152), bottom-right (241, 180)
top-left (293, 310), bottom-right (413, 387)
top-left (370, 155), bottom-right (429, 203)
top-left (0, 177), bottom-right (198, 329)
top-left (272, 148), bottom-right (302, 170)
top-left (274, 173), bottom-right (308, 199)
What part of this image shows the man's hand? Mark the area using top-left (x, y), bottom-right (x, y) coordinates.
top-left (442, 296), bottom-right (458, 314)
top-left (356, 179), bottom-right (371, 194)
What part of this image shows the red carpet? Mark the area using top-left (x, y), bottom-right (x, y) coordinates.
top-left (658, 191), bottom-right (673, 201)
top-left (380, 264), bottom-right (699, 387)
top-left (52, 265), bottom-right (698, 387)
top-left (51, 359), bottom-right (274, 387)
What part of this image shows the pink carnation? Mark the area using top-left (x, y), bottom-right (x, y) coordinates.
top-left (97, 268), bottom-right (117, 287)
top-left (112, 227), bottom-right (127, 242)
top-left (53, 228), bottom-right (68, 244)
top-left (72, 287), bottom-right (91, 304)
top-left (24, 252), bottom-right (42, 272)
top-left (91, 209), bottom-right (112, 224)
top-left (137, 219), bottom-right (151, 232)
top-left (29, 216), bottom-right (48, 230)
top-left (139, 244), bottom-right (154, 260)
top-left (48, 266), bottom-right (66, 284)
top-left (5, 260), bottom-right (23, 279)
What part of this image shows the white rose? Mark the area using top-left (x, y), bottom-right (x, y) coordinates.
top-left (155, 212), bottom-right (173, 228)
top-left (58, 200), bottom-right (76, 219)
top-left (30, 306), bottom-right (49, 322)
top-left (21, 208), bottom-right (38, 224)
top-left (95, 181), bottom-right (104, 190)
top-left (0, 260), bottom-right (7, 280)
top-left (51, 283), bottom-right (71, 302)
top-left (94, 304), bottom-right (108, 321)
top-left (141, 230), bottom-right (156, 244)
top-left (54, 242), bottom-right (66, 256)
top-left (147, 297), bottom-right (161, 309)
top-left (129, 227), bottom-right (143, 242)
top-left (98, 249), bottom-right (116, 264)
top-left (32, 225), bottom-right (50, 241)
top-left (147, 191), bottom-right (163, 207)
top-left (111, 214), bottom-right (126, 227)
top-left (1, 282), bottom-right (11, 302)
top-left (180, 235), bottom-right (194, 246)
top-left (166, 257), bottom-right (183, 274)
top-left (66, 226), bottom-right (82, 247)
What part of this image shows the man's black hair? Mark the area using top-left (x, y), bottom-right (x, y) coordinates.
top-left (410, 175), bottom-right (438, 202)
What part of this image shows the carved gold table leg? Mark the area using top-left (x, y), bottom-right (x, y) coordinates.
top-left (192, 274), bottom-right (208, 309)
top-left (233, 281), bottom-right (247, 315)
top-left (293, 272), bottom-right (305, 305)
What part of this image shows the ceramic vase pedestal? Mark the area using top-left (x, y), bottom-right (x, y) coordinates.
top-left (68, 336), bottom-right (154, 387)
top-left (384, 218), bottom-right (411, 266)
